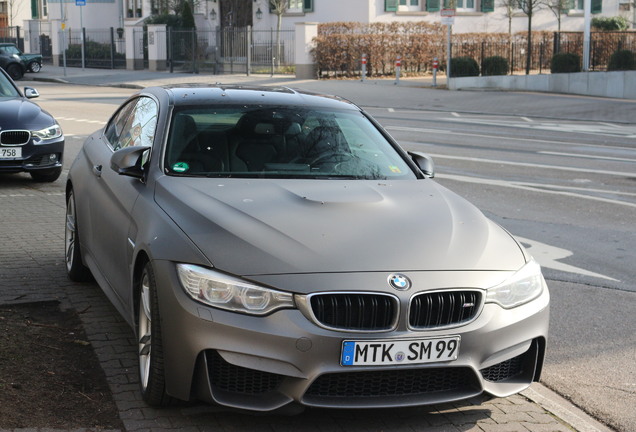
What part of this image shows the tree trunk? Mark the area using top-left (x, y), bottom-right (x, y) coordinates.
top-left (276, 13), bottom-right (282, 69)
top-left (526, 11), bottom-right (533, 75)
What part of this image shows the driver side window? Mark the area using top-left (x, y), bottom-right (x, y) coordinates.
top-left (105, 97), bottom-right (158, 151)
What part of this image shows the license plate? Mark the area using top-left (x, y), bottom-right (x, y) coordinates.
top-left (0, 147), bottom-right (21, 159)
top-left (341, 336), bottom-right (460, 366)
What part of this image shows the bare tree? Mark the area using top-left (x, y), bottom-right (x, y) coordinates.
top-left (269, 0), bottom-right (289, 68)
top-left (7, 0), bottom-right (25, 27)
top-left (517, 0), bottom-right (543, 74)
top-left (545, 0), bottom-right (569, 32)
top-left (499, 0), bottom-right (517, 35)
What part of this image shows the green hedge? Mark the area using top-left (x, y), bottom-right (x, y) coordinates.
top-left (591, 16), bottom-right (630, 31)
top-left (450, 56), bottom-right (479, 77)
top-left (481, 56), bottom-right (509, 76)
top-left (65, 41), bottom-right (125, 61)
top-left (607, 49), bottom-right (635, 71)
top-left (551, 53), bottom-right (581, 73)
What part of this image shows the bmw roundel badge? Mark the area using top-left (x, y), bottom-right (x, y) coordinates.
top-left (388, 273), bottom-right (411, 291)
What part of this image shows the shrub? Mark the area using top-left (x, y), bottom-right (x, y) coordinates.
top-left (551, 53), bottom-right (581, 73)
top-left (481, 56), bottom-right (509, 76)
top-left (591, 16), bottom-right (630, 31)
top-left (607, 49), bottom-right (636, 71)
top-left (450, 56), bottom-right (479, 77)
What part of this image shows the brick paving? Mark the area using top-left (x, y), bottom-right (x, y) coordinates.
top-left (1, 173), bottom-right (583, 431)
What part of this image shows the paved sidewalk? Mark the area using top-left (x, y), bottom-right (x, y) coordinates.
top-left (0, 65), bottom-right (618, 432)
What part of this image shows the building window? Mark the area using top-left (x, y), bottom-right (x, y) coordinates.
top-left (443, 0), bottom-right (475, 11)
top-left (565, 0), bottom-right (602, 12)
top-left (398, 0), bottom-right (421, 10)
top-left (281, 0), bottom-right (312, 13)
top-left (287, 0), bottom-right (303, 12)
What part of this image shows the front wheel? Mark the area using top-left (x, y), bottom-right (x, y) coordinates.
top-left (138, 262), bottom-right (174, 406)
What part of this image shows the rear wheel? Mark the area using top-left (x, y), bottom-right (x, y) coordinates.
top-left (138, 261), bottom-right (174, 406)
top-left (6, 63), bottom-right (23, 80)
top-left (31, 167), bottom-right (62, 182)
top-left (65, 189), bottom-right (93, 282)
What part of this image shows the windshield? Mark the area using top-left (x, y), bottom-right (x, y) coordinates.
top-left (164, 105), bottom-right (417, 180)
top-left (0, 69), bottom-right (20, 98)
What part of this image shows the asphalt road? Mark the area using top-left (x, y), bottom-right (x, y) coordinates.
top-left (22, 79), bottom-right (636, 431)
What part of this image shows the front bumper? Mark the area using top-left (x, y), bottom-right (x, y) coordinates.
top-left (152, 260), bottom-right (549, 411)
top-left (0, 138), bottom-right (64, 174)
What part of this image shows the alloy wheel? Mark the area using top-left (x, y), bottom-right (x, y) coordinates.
top-left (138, 271), bottom-right (152, 391)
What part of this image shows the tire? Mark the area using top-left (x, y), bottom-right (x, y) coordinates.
top-left (65, 189), bottom-right (93, 282)
top-left (30, 167), bottom-right (62, 182)
top-left (6, 63), bottom-right (23, 80)
top-left (28, 61), bottom-right (41, 73)
top-left (138, 261), bottom-right (174, 406)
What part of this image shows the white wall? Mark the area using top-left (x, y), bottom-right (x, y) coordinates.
top-left (46, 2), bottom-right (121, 31)
top-left (251, 0), bottom-right (629, 34)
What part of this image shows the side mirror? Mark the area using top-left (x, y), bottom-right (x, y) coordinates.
top-left (24, 87), bottom-right (39, 99)
top-left (110, 146), bottom-right (150, 179)
top-left (408, 151), bottom-right (435, 178)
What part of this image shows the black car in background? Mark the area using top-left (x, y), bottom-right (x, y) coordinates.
top-left (0, 43), bottom-right (43, 81)
top-left (0, 68), bottom-right (64, 182)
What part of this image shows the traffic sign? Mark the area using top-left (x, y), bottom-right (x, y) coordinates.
top-left (76, 0), bottom-right (86, 5)
top-left (441, 8), bottom-right (456, 16)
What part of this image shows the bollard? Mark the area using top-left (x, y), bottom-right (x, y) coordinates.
top-left (395, 56), bottom-right (402, 85)
top-left (432, 57), bottom-right (439, 87)
top-left (361, 53), bottom-right (367, 82)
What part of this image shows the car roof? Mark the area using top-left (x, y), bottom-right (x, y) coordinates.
top-left (142, 84), bottom-right (361, 112)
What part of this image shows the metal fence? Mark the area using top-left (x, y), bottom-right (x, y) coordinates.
top-left (0, 26), bottom-right (23, 51)
top-left (63, 28), bottom-right (126, 69)
top-left (166, 27), bottom-right (295, 75)
top-left (555, 31), bottom-right (636, 71)
top-left (451, 31), bottom-right (636, 74)
top-left (452, 39), bottom-right (554, 74)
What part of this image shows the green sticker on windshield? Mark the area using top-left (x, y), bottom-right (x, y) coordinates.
top-left (172, 162), bottom-right (190, 173)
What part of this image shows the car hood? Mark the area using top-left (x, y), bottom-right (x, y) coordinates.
top-left (0, 98), bottom-right (55, 131)
top-left (154, 178), bottom-right (525, 276)
top-left (21, 53), bottom-right (41, 61)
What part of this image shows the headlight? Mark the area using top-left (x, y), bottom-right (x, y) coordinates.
top-left (32, 124), bottom-right (63, 142)
top-left (486, 259), bottom-right (546, 309)
top-left (177, 264), bottom-right (295, 315)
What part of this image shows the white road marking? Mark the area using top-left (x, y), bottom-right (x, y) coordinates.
top-left (56, 116), bottom-right (106, 125)
top-left (516, 237), bottom-right (618, 281)
top-left (437, 173), bottom-right (636, 208)
top-left (538, 151), bottom-right (636, 163)
top-left (387, 125), bottom-right (635, 152)
top-left (429, 153), bottom-right (635, 178)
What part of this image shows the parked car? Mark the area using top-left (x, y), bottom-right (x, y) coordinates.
top-left (65, 85), bottom-right (549, 411)
top-left (0, 43), bottom-right (43, 80)
top-left (0, 68), bottom-right (63, 182)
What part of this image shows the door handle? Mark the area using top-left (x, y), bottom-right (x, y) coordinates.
top-left (92, 164), bottom-right (102, 177)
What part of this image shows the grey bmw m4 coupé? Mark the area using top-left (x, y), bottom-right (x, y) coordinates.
top-left (65, 85), bottom-right (549, 411)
